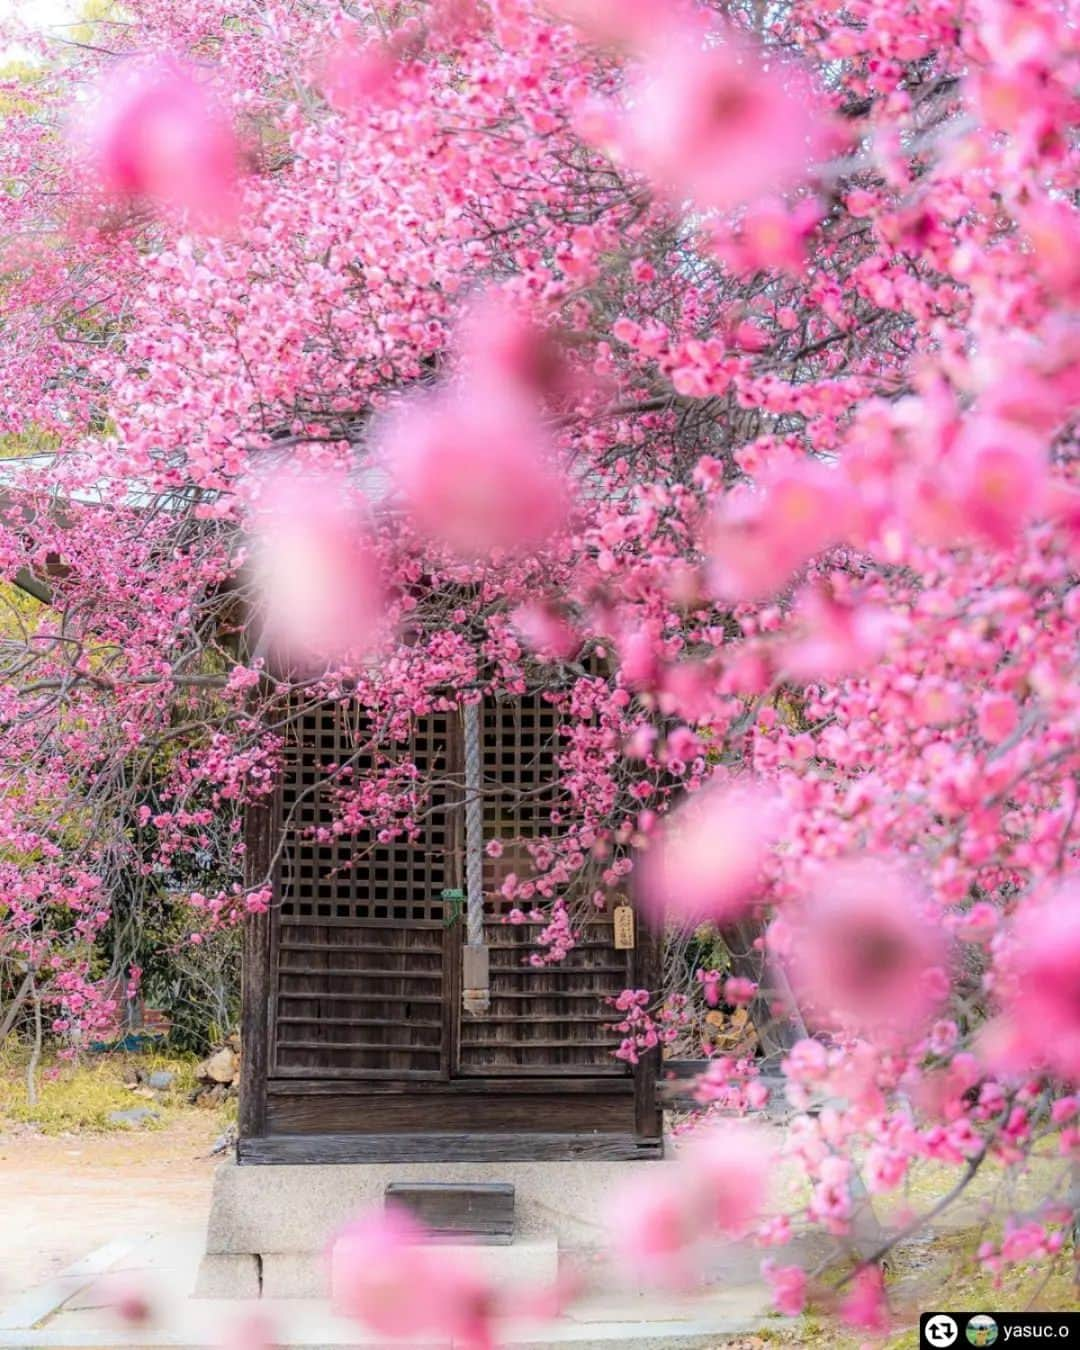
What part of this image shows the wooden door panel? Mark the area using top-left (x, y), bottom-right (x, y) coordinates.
top-left (456, 691), bottom-right (632, 1076)
top-left (269, 703), bottom-right (458, 1081)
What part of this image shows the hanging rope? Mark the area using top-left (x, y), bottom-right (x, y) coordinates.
top-left (462, 701), bottom-right (489, 1013)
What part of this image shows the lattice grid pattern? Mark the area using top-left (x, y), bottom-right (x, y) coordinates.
top-left (279, 705), bottom-right (453, 926)
top-left (481, 693), bottom-right (560, 917)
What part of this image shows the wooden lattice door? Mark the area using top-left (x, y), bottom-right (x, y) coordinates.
top-left (267, 692), bottom-right (630, 1086)
top-left (269, 704), bottom-right (459, 1080)
top-left (456, 691), bottom-right (632, 1076)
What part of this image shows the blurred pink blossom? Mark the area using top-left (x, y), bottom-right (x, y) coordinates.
top-left (605, 1171), bottom-right (702, 1289)
top-left (612, 25), bottom-right (830, 212)
top-left (455, 292), bottom-right (583, 408)
top-left (218, 1311), bottom-right (280, 1350)
top-left (781, 586), bottom-right (895, 681)
top-left (379, 389), bottom-right (570, 558)
top-left (318, 28), bottom-right (403, 112)
top-left (772, 859), bottom-right (948, 1041)
top-left (96, 1275), bottom-right (153, 1326)
top-left (707, 464), bottom-right (853, 602)
top-left (637, 781), bottom-right (779, 927)
top-left (607, 1123), bottom-right (772, 1289)
top-left (78, 57), bottom-right (241, 226)
top-left (839, 1265), bottom-right (888, 1332)
top-left (977, 693), bottom-right (1019, 744)
top-left (993, 882), bottom-right (1080, 1083)
top-left (332, 1208), bottom-right (495, 1345)
top-left (551, 0), bottom-right (675, 49)
top-left (762, 1261), bottom-right (808, 1316)
top-left (511, 601), bottom-right (580, 660)
top-left (251, 470), bottom-right (385, 669)
top-left (682, 1123), bottom-right (772, 1236)
top-left (951, 417), bottom-right (1047, 549)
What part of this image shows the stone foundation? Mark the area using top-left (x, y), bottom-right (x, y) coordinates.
top-left (196, 1154), bottom-right (680, 1300)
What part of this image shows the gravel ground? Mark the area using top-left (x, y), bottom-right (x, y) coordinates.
top-left (0, 1115), bottom-right (220, 1300)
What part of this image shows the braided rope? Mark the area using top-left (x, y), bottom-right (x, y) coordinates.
top-left (463, 700), bottom-right (484, 948)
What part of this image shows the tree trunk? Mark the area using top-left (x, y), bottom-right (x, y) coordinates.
top-left (25, 975), bottom-right (42, 1109)
top-left (0, 970), bottom-right (32, 1045)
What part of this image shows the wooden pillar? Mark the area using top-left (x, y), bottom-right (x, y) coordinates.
top-left (238, 786), bottom-right (278, 1146)
top-left (633, 910), bottom-right (664, 1145)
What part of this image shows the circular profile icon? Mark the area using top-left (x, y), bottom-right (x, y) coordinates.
top-left (966, 1315), bottom-right (999, 1346)
top-left (925, 1314), bottom-right (960, 1347)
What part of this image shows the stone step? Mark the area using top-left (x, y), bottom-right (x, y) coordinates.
top-left (384, 1181), bottom-right (514, 1243)
top-left (328, 1237), bottom-right (559, 1309)
top-left (240, 1236), bottom-right (561, 1302)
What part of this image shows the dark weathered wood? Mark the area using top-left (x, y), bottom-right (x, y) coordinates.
top-left (385, 1182), bottom-right (514, 1243)
top-left (632, 909), bottom-right (663, 1144)
top-left (265, 1076), bottom-right (632, 1096)
top-left (266, 1089), bottom-right (636, 1135)
top-left (248, 693), bottom-right (657, 1154)
top-left (238, 785), bottom-right (278, 1143)
top-left (239, 1131), bottom-right (664, 1165)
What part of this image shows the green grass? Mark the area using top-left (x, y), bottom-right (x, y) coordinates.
top-left (0, 1046), bottom-right (202, 1133)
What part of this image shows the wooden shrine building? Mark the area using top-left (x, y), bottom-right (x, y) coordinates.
top-left (238, 689), bottom-right (663, 1165)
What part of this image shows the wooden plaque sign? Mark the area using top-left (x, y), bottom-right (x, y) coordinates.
top-left (613, 903), bottom-right (636, 950)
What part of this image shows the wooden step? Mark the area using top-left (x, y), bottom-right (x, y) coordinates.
top-left (385, 1181), bottom-right (514, 1244)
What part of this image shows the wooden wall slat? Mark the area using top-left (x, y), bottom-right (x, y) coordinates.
top-left (240, 1131), bottom-right (660, 1165)
top-left (267, 1090), bottom-right (636, 1134)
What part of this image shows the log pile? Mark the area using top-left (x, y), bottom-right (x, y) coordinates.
top-left (189, 1032), bottom-right (240, 1106)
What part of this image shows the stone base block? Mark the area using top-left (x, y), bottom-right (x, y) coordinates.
top-left (204, 1154), bottom-right (677, 1264)
top-left (261, 1252), bottom-right (326, 1299)
top-left (193, 1252), bottom-right (261, 1299)
top-left (197, 1152), bottom-right (694, 1299)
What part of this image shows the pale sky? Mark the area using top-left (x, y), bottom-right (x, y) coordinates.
top-left (0, 0), bottom-right (82, 60)
top-left (0, 0), bottom-right (81, 26)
